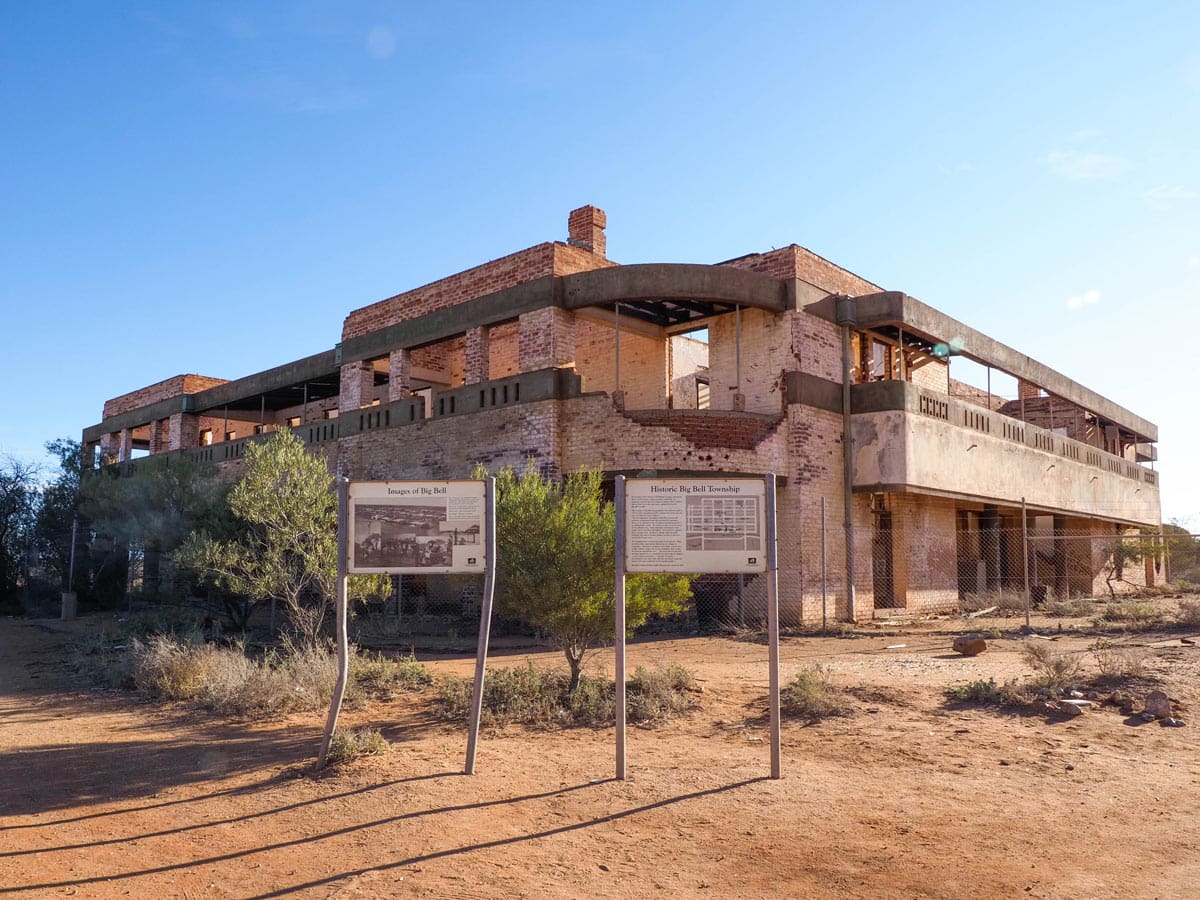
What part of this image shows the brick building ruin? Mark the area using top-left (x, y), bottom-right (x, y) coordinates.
top-left (83, 206), bottom-right (1163, 621)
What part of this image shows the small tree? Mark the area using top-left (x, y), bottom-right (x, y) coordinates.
top-left (485, 462), bottom-right (691, 692)
top-left (178, 430), bottom-right (386, 643)
top-left (0, 454), bottom-right (38, 610)
top-left (1102, 530), bottom-right (1161, 601)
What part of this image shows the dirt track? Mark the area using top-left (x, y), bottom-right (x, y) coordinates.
top-left (2, 615), bottom-right (1198, 899)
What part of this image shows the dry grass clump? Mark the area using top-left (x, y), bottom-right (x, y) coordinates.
top-left (1020, 641), bottom-right (1082, 691)
top-left (1096, 601), bottom-right (1165, 630)
top-left (959, 590), bottom-right (1029, 613)
top-left (1175, 598), bottom-right (1200, 628)
top-left (129, 636), bottom-right (432, 717)
top-left (1090, 640), bottom-right (1150, 679)
top-left (326, 727), bottom-right (390, 766)
top-left (779, 666), bottom-right (853, 722)
top-left (1042, 597), bottom-right (1095, 618)
top-left (434, 662), bottom-right (697, 729)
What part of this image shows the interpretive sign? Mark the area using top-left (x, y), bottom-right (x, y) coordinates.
top-left (624, 478), bottom-right (767, 574)
top-left (348, 480), bottom-right (486, 574)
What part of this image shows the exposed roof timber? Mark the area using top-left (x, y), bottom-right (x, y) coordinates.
top-left (847, 292), bottom-right (1158, 443)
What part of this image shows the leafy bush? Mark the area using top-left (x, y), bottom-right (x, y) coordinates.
top-left (434, 662), bottom-right (697, 729)
top-left (779, 666), bottom-right (853, 721)
top-left (1020, 641), bottom-right (1082, 691)
top-left (326, 727), bottom-right (390, 765)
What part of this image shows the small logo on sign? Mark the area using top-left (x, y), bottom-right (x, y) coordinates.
top-left (748, 557), bottom-right (757, 565)
top-left (467, 558), bottom-right (477, 565)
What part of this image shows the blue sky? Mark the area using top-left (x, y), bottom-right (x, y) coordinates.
top-left (2, 2), bottom-right (1197, 523)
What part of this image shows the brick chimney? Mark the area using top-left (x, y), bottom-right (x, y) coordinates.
top-left (567, 205), bottom-right (606, 258)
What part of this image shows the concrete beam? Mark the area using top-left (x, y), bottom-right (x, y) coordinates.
top-left (562, 263), bottom-right (788, 311)
top-left (190, 350), bottom-right (339, 413)
top-left (840, 292), bottom-right (1157, 442)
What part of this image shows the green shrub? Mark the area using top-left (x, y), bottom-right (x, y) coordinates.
top-left (326, 727), bottom-right (390, 765)
top-left (627, 664), bottom-right (696, 723)
top-left (434, 661), bottom-right (697, 729)
top-left (350, 650), bottom-right (433, 702)
top-left (780, 666), bottom-right (852, 721)
top-left (945, 677), bottom-right (1024, 705)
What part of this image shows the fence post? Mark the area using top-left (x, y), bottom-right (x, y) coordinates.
top-left (820, 496), bottom-right (828, 635)
top-left (1021, 497), bottom-right (1031, 632)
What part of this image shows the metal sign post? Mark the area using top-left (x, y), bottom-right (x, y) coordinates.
top-left (317, 478), bottom-right (491, 771)
top-left (614, 475), bottom-right (627, 780)
top-left (617, 474), bottom-right (780, 779)
top-left (764, 473), bottom-right (781, 780)
top-left (316, 476), bottom-right (350, 770)
top-left (465, 476), bottom-right (497, 774)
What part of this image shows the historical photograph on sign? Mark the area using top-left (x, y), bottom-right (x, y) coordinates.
top-left (625, 478), bottom-right (766, 574)
top-left (685, 494), bottom-right (761, 551)
top-left (348, 481), bottom-right (485, 575)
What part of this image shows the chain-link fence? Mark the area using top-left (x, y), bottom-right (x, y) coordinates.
top-left (23, 509), bottom-right (1199, 640)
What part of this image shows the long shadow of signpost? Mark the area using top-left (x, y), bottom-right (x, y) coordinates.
top-left (1, 777), bottom-right (767, 896)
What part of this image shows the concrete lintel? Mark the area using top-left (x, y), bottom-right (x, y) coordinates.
top-left (853, 483), bottom-right (1157, 529)
top-left (846, 292), bottom-right (1157, 443)
top-left (562, 263), bottom-right (788, 312)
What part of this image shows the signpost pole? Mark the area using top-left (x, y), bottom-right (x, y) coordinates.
top-left (465, 477), bottom-right (497, 775)
top-left (765, 473), bottom-right (782, 779)
top-left (614, 474), bottom-right (627, 781)
top-left (316, 476), bottom-right (350, 770)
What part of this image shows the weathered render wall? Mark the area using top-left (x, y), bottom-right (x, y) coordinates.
top-left (852, 409), bottom-right (1160, 526)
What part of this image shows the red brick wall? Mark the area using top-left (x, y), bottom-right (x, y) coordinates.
top-left (104, 374), bottom-right (228, 418)
top-left (341, 243), bottom-right (614, 341)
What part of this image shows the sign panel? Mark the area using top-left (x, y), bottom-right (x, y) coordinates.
top-left (624, 478), bottom-right (766, 574)
top-left (348, 481), bottom-right (486, 574)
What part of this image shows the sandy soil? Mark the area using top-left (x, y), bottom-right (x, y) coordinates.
top-left (2, 612), bottom-right (1199, 899)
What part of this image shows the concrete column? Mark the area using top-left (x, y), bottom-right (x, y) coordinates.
top-left (464, 326), bottom-right (490, 385)
top-left (340, 360), bottom-right (374, 412)
top-left (518, 307), bottom-right (576, 372)
top-left (388, 349), bottom-right (412, 401)
top-left (118, 428), bottom-right (133, 462)
top-left (81, 441), bottom-right (98, 471)
top-left (167, 413), bottom-right (199, 451)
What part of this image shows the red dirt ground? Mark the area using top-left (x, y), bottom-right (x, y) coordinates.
top-left (2, 612), bottom-right (1198, 899)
